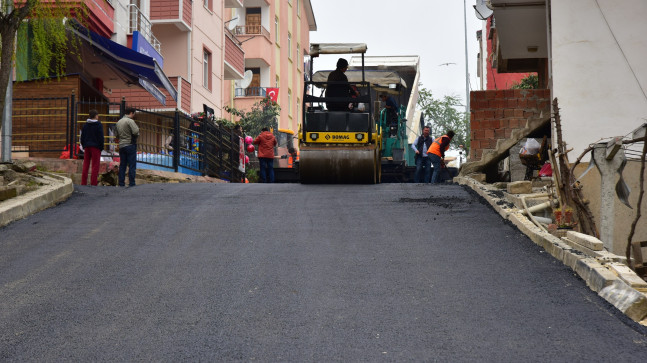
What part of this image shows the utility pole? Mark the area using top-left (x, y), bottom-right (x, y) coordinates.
top-left (1, 76), bottom-right (12, 163)
top-left (1, 0), bottom-right (14, 163)
top-left (463, 0), bottom-right (470, 117)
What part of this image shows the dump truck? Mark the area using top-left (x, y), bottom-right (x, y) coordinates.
top-left (296, 43), bottom-right (422, 183)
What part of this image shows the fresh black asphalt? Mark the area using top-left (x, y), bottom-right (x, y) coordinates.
top-left (1, 183), bottom-right (646, 361)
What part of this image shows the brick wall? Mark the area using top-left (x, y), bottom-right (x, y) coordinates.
top-left (470, 89), bottom-right (551, 161)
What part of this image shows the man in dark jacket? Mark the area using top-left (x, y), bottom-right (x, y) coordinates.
top-left (80, 109), bottom-right (104, 186)
top-left (411, 125), bottom-right (433, 183)
top-left (326, 58), bottom-right (358, 111)
top-left (253, 127), bottom-right (278, 183)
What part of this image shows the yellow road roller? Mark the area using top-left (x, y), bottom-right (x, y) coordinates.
top-left (299, 43), bottom-right (382, 184)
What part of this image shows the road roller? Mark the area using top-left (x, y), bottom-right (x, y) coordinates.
top-left (299, 43), bottom-right (381, 184)
top-left (298, 44), bottom-right (422, 183)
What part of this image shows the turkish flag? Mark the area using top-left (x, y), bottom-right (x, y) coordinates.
top-left (266, 88), bottom-right (279, 102)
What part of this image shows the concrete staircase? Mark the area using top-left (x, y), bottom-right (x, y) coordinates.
top-left (460, 111), bottom-right (551, 180)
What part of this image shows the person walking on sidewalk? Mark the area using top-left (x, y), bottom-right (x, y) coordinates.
top-left (80, 109), bottom-right (104, 186)
top-left (116, 107), bottom-right (139, 187)
top-left (427, 130), bottom-right (455, 184)
top-left (253, 127), bottom-right (277, 183)
top-left (412, 125), bottom-right (433, 183)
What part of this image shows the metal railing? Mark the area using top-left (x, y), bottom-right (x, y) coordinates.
top-left (10, 95), bottom-right (245, 182)
top-left (234, 25), bottom-right (270, 39)
top-left (235, 87), bottom-right (267, 98)
top-left (128, 4), bottom-right (161, 53)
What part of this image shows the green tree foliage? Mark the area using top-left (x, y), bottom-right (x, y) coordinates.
top-left (511, 74), bottom-right (538, 89)
top-left (224, 96), bottom-right (281, 138)
top-left (1, 1), bottom-right (74, 115)
top-left (417, 88), bottom-right (470, 150)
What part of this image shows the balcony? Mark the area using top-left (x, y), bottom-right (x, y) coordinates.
top-left (234, 25), bottom-right (272, 66)
top-left (61, 0), bottom-right (114, 38)
top-left (234, 25), bottom-right (271, 38)
top-left (224, 34), bottom-right (245, 80)
top-left (235, 87), bottom-right (268, 98)
top-left (225, 0), bottom-right (244, 8)
top-left (150, 0), bottom-right (192, 31)
top-left (129, 4), bottom-right (161, 53)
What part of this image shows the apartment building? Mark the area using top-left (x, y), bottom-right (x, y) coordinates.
top-left (109, 0), bottom-right (246, 116)
top-left (224, 0), bottom-right (316, 134)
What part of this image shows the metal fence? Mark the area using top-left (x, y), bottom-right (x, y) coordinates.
top-left (10, 95), bottom-right (245, 182)
top-left (11, 97), bottom-right (70, 157)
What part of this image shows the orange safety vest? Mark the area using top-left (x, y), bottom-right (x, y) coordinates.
top-left (288, 150), bottom-right (300, 168)
top-left (428, 135), bottom-right (450, 157)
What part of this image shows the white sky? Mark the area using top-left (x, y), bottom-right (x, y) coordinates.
top-left (309, 0), bottom-right (484, 105)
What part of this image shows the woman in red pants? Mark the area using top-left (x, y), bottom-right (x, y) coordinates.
top-left (80, 109), bottom-right (105, 186)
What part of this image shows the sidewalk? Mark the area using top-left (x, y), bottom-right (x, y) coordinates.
top-left (0, 168), bottom-right (73, 228)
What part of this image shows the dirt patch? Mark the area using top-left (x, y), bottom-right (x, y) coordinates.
top-left (399, 195), bottom-right (474, 209)
top-left (0, 160), bottom-right (47, 201)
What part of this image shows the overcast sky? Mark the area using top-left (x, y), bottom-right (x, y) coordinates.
top-left (309, 0), bottom-right (484, 106)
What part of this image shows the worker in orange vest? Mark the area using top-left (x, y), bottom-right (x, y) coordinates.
top-left (287, 150), bottom-right (299, 168)
top-left (427, 130), bottom-right (455, 184)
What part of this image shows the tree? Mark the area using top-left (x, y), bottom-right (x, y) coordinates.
top-left (224, 96), bottom-right (281, 138)
top-left (417, 88), bottom-right (470, 150)
top-left (511, 74), bottom-right (538, 89)
top-left (0, 1), bottom-right (72, 117)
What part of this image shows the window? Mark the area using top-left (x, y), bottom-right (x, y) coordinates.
top-left (296, 44), bottom-right (300, 69)
top-left (203, 48), bottom-right (211, 90)
top-left (287, 33), bottom-right (292, 60)
top-left (288, 89), bottom-right (292, 116)
top-left (275, 16), bottom-right (279, 43)
top-left (204, 0), bottom-right (212, 12)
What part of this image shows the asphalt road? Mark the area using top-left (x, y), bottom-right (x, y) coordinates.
top-left (1, 183), bottom-right (646, 361)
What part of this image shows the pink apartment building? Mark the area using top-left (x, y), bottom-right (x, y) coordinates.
top-left (108, 0), bottom-right (246, 115)
top-left (223, 0), bottom-right (316, 134)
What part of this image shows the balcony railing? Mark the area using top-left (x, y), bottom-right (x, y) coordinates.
top-left (128, 4), bottom-right (161, 53)
top-left (234, 25), bottom-right (270, 39)
top-left (235, 87), bottom-right (267, 97)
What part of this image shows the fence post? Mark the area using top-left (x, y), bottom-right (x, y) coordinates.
top-left (69, 90), bottom-right (76, 159)
top-left (173, 109), bottom-right (180, 172)
top-left (120, 97), bottom-right (126, 117)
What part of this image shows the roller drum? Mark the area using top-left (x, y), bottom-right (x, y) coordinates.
top-left (299, 145), bottom-right (377, 184)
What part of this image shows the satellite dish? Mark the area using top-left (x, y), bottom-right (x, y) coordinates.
top-left (240, 70), bottom-right (253, 89)
top-left (227, 17), bottom-right (238, 32)
top-left (474, 0), bottom-right (494, 20)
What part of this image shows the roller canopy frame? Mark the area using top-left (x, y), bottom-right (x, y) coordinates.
top-left (310, 43), bottom-right (368, 57)
top-left (311, 70), bottom-right (407, 89)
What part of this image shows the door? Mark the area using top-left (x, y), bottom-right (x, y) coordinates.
top-left (246, 8), bottom-right (261, 34)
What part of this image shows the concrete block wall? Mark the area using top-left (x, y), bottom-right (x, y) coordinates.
top-left (469, 89), bottom-right (551, 162)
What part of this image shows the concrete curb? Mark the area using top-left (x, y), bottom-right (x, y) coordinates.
top-left (0, 173), bottom-right (74, 228)
top-left (455, 175), bottom-right (647, 326)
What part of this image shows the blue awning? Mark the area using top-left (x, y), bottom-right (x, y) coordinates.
top-left (68, 20), bottom-right (177, 105)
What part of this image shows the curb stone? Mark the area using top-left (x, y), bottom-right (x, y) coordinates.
top-left (0, 174), bottom-right (73, 228)
top-left (455, 175), bottom-right (647, 325)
